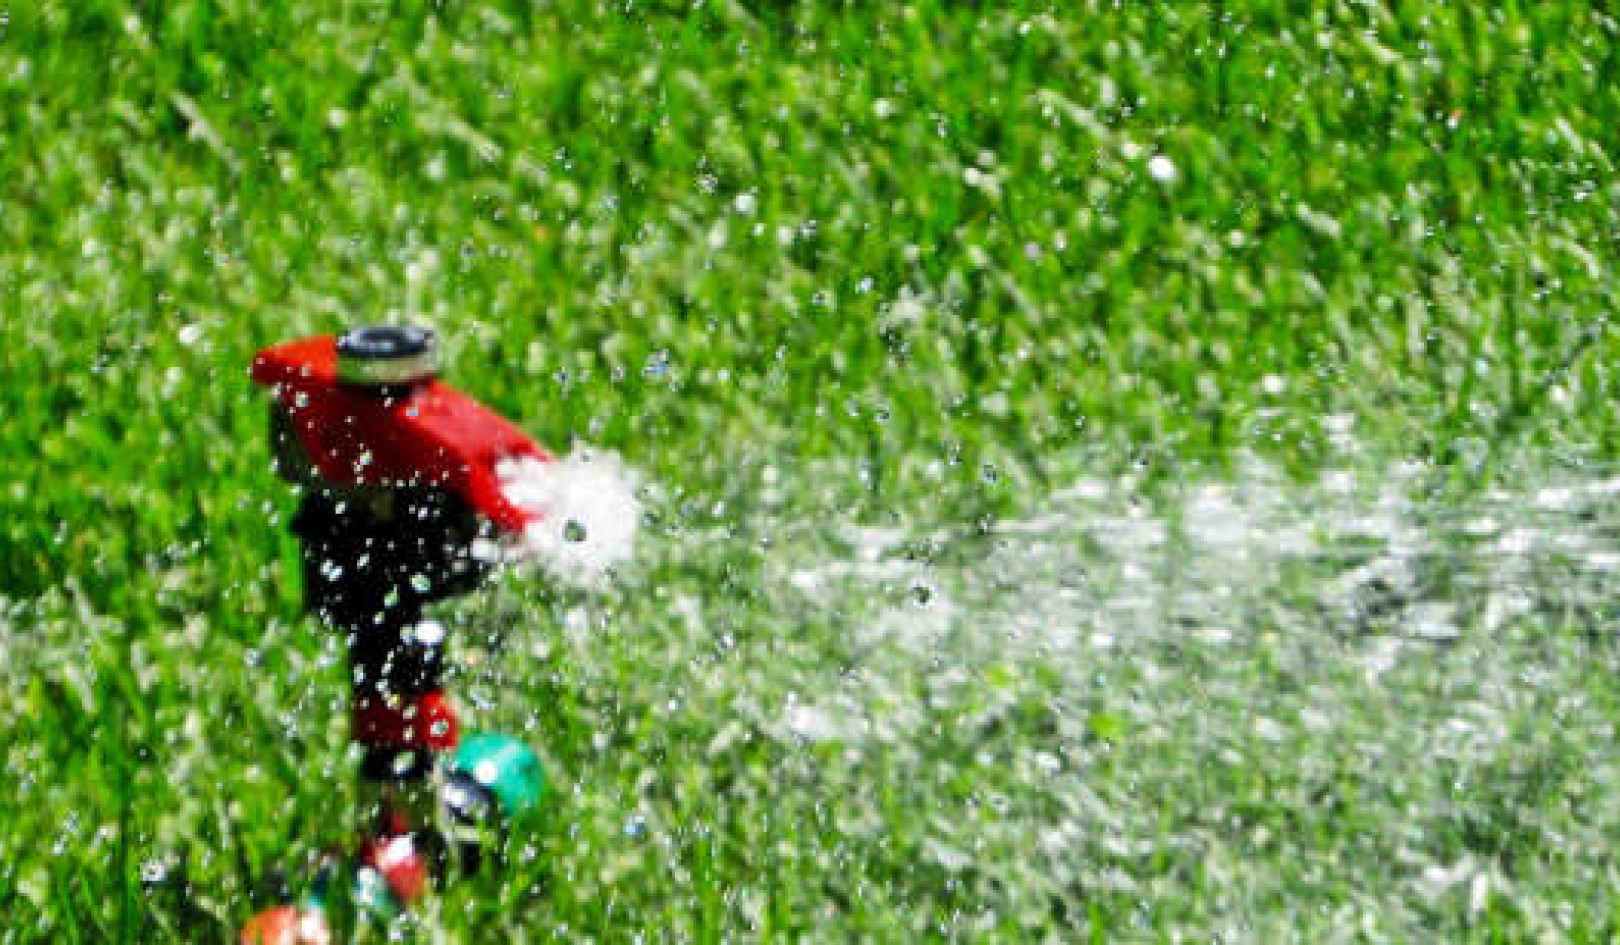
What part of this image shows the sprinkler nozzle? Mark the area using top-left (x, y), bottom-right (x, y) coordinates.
top-left (336, 325), bottom-right (439, 387)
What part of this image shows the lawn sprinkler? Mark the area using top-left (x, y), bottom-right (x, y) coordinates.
top-left (243, 326), bottom-right (549, 929)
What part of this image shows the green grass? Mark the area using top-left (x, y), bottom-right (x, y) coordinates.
top-left (3, 1), bottom-right (1620, 940)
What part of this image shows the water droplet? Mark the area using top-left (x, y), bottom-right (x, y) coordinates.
top-left (1147, 154), bottom-right (1178, 183)
top-left (140, 858), bottom-right (169, 885)
top-left (413, 620), bottom-right (445, 645)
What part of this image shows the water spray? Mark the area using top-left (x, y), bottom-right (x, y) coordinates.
top-left (241, 326), bottom-right (562, 937)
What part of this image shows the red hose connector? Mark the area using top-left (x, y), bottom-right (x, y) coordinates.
top-left (351, 690), bottom-right (460, 751)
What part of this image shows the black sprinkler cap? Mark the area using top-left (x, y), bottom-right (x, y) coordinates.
top-left (337, 325), bottom-right (439, 386)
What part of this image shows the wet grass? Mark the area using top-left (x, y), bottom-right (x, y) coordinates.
top-left (3, 1), bottom-right (1620, 940)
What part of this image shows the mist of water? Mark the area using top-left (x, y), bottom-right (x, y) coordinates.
top-left (451, 437), bottom-right (1620, 935)
top-left (495, 447), bottom-right (643, 587)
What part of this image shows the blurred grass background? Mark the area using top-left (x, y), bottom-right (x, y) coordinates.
top-left (2, 1), bottom-right (1619, 939)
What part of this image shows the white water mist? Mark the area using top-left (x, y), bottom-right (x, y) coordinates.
top-left (496, 447), bottom-right (642, 586)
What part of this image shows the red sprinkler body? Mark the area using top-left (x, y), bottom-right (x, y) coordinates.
top-left (251, 327), bottom-right (548, 897)
top-left (252, 333), bottom-right (548, 533)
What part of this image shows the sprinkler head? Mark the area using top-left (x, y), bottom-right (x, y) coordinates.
top-left (253, 331), bottom-right (550, 531)
top-left (336, 325), bottom-right (439, 387)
